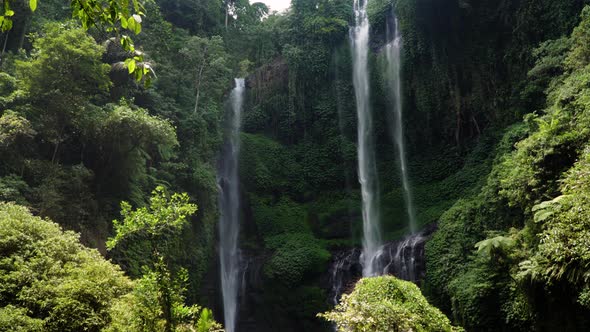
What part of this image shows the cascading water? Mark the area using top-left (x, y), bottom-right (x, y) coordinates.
top-left (350, 0), bottom-right (382, 277)
top-left (380, 233), bottom-right (426, 281)
top-left (218, 78), bottom-right (245, 332)
top-left (386, 14), bottom-right (417, 234)
top-left (328, 248), bottom-right (361, 305)
top-left (328, 231), bottom-right (430, 304)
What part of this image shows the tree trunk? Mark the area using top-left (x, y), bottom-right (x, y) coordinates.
top-left (193, 48), bottom-right (208, 114)
top-left (1, 31), bottom-right (9, 65)
top-left (225, 4), bottom-right (229, 29)
top-left (51, 139), bottom-right (61, 164)
top-left (18, 17), bottom-right (29, 50)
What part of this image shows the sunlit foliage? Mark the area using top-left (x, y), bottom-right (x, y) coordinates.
top-left (319, 276), bottom-right (462, 332)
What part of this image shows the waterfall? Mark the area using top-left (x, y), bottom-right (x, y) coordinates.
top-left (329, 9), bottom-right (423, 305)
top-left (218, 78), bottom-right (245, 332)
top-left (386, 13), bottom-right (417, 233)
top-left (350, 0), bottom-right (382, 277)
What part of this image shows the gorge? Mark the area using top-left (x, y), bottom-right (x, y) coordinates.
top-left (1, 0), bottom-right (590, 331)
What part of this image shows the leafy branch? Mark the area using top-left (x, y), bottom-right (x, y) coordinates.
top-left (1, 0), bottom-right (153, 83)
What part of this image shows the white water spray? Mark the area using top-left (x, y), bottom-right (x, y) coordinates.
top-left (350, 0), bottom-right (382, 277)
top-left (218, 78), bottom-right (245, 332)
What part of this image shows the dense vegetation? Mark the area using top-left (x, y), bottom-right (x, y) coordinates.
top-left (0, 201), bottom-right (220, 331)
top-left (425, 6), bottom-right (590, 330)
top-left (0, 202), bottom-right (131, 331)
top-left (2, 0), bottom-right (590, 330)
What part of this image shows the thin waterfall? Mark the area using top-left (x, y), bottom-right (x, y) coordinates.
top-left (218, 78), bottom-right (246, 332)
top-left (386, 14), bottom-right (417, 234)
top-left (350, 0), bottom-right (382, 277)
top-left (334, 52), bottom-right (358, 237)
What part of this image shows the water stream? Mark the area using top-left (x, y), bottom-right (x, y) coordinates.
top-left (350, 0), bottom-right (382, 277)
top-left (218, 78), bottom-right (246, 332)
top-left (386, 14), bottom-right (417, 234)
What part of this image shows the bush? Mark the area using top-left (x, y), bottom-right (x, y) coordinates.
top-left (319, 276), bottom-right (462, 332)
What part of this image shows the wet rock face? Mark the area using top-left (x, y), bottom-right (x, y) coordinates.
top-left (326, 248), bottom-right (362, 305)
top-left (379, 233), bottom-right (428, 282)
top-left (245, 57), bottom-right (289, 104)
top-left (234, 253), bottom-right (268, 332)
top-left (327, 225), bottom-right (436, 305)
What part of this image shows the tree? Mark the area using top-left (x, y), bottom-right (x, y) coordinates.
top-left (87, 103), bottom-right (179, 205)
top-left (107, 186), bottom-right (220, 332)
top-left (0, 202), bottom-right (132, 331)
top-left (319, 276), bottom-right (462, 332)
top-left (105, 263), bottom-right (223, 332)
top-left (177, 35), bottom-right (231, 114)
top-left (15, 24), bottom-right (110, 164)
top-left (0, 110), bottom-right (35, 173)
top-left (107, 186), bottom-right (197, 250)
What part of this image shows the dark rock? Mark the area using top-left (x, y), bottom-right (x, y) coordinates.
top-left (326, 224), bottom-right (437, 305)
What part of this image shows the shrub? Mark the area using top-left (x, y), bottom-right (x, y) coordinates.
top-left (319, 276), bottom-right (462, 332)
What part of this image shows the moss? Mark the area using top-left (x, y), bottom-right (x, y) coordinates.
top-left (250, 195), bottom-right (308, 238)
top-left (264, 233), bottom-right (330, 286)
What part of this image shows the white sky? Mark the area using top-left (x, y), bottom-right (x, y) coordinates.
top-left (253, 0), bottom-right (291, 13)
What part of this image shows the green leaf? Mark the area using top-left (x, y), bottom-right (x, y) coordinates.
top-left (132, 0), bottom-right (140, 12)
top-left (5, 10), bottom-right (14, 17)
top-left (120, 16), bottom-right (128, 29)
top-left (127, 59), bottom-right (136, 74)
top-left (29, 0), bottom-right (37, 12)
top-left (475, 236), bottom-right (515, 256)
top-left (127, 16), bottom-right (136, 32)
top-left (133, 21), bottom-right (141, 34)
top-left (1, 17), bottom-right (13, 31)
top-left (135, 68), bottom-right (143, 80)
top-left (534, 210), bottom-right (554, 223)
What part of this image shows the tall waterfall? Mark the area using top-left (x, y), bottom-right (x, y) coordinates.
top-left (218, 78), bottom-right (245, 332)
top-left (350, 0), bottom-right (381, 276)
top-left (350, 0), bottom-right (382, 277)
top-left (386, 15), bottom-right (417, 233)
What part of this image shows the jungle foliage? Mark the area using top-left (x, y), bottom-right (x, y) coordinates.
top-left (424, 6), bottom-right (590, 331)
top-left (0, 200), bottom-right (221, 332)
top-left (0, 202), bottom-right (131, 331)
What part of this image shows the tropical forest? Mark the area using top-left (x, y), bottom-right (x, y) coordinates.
top-left (1, 0), bottom-right (590, 330)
